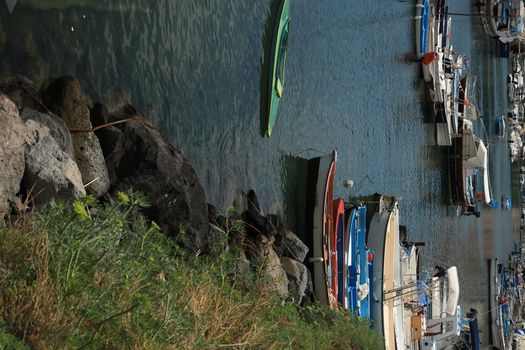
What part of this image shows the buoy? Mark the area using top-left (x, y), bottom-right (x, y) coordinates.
top-left (342, 180), bottom-right (354, 188)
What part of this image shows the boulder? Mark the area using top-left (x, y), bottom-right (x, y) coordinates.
top-left (21, 108), bottom-right (75, 159)
top-left (24, 119), bottom-right (85, 204)
top-left (44, 76), bottom-right (109, 197)
top-left (255, 234), bottom-right (288, 299)
top-left (265, 245), bottom-right (289, 300)
top-left (0, 94), bottom-right (25, 214)
top-left (0, 76), bottom-right (42, 111)
top-left (108, 121), bottom-right (209, 252)
top-left (281, 229), bottom-right (309, 262)
top-left (281, 257), bottom-right (309, 305)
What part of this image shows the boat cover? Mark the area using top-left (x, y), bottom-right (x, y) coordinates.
top-left (446, 266), bottom-right (459, 316)
top-left (462, 131), bottom-right (492, 204)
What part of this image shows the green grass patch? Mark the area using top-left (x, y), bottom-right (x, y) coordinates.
top-left (0, 192), bottom-right (383, 349)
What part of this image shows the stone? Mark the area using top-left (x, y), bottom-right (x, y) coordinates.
top-left (97, 126), bottom-right (125, 185)
top-left (21, 108), bottom-right (75, 159)
top-left (247, 189), bottom-right (261, 215)
top-left (24, 119), bottom-right (85, 204)
top-left (232, 190), bottom-right (249, 217)
top-left (0, 76), bottom-right (42, 111)
top-left (281, 257), bottom-right (309, 305)
top-left (282, 229), bottom-right (309, 262)
top-left (265, 246), bottom-right (288, 300)
top-left (44, 77), bottom-right (109, 197)
top-left (0, 94), bottom-right (25, 214)
top-left (110, 121), bottom-right (209, 252)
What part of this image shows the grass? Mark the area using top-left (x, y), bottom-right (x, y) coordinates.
top-left (0, 192), bottom-right (383, 349)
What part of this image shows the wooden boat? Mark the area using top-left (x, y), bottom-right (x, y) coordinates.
top-left (415, 0), bottom-right (430, 58)
top-left (367, 205), bottom-right (399, 350)
top-left (332, 198), bottom-right (344, 307)
top-left (263, 0), bottom-right (291, 137)
top-left (305, 151), bottom-right (337, 309)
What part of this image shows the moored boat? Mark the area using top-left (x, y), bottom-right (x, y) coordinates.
top-left (367, 204), bottom-right (399, 350)
top-left (263, 0), bottom-right (291, 137)
top-left (415, 0), bottom-right (430, 58)
top-left (448, 120), bottom-right (492, 215)
top-left (342, 204), bottom-right (374, 317)
top-left (305, 151), bottom-right (338, 309)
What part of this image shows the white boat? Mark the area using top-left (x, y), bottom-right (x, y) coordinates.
top-left (449, 120), bottom-right (493, 213)
top-left (420, 266), bottom-right (461, 350)
top-left (367, 205), bottom-right (399, 350)
top-left (397, 244), bottom-right (422, 350)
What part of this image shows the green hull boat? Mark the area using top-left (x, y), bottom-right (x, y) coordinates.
top-left (264, 0), bottom-right (290, 137)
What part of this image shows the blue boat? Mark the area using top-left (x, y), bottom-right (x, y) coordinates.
top-left (495, 115), bottom-right (506, 137)
top-left (415, 0), bottom-right (430, 58)
top-left (339, 204), bottom-right (374, 319)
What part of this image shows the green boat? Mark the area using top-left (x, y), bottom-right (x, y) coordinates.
top-left (264, 0), bottom-right (290, 137)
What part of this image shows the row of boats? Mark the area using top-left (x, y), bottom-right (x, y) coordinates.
top-left (490, 255), bottom-right (525, 349)
top-left (416, 0), bottom-right (495, 217)
top-left (303, 151), bottom-right (480, 349)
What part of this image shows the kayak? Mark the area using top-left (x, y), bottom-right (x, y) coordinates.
top-left (264, 0), bottom-right (291, 137)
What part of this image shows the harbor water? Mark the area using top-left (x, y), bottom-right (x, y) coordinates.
top-left (0, 0), bottom-right (517, 346)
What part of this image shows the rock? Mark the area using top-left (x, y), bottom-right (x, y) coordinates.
top-left (281, 229), bottom-right (309, 262)
top-left (109, 121), bottom-right (209, 252)
top-left (0, 94), bottom-right (25, 214)
top-left (97, 126), bottom-right (125, 185)
top-left (21, 108), bottom-right (75, 159)
top-left (281, 257), bottom-right (309, 305)
top-left (247, 189), bottom-right (261, 215)
top-left (23, 119), bottom-right (85, 204)
top-left (265, 245), bottom-right (289, 300)
top-left (232, 190), bottom-right (249, 216)
top-left (0, 76), bottom-right (42, 110)
top-left (44, 77), bottom-right (109, 197)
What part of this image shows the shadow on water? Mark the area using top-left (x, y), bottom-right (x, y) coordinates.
top-left (259, 0), bottom-right (282, 137)
top-left (282, 154), bottom-right (309, 240)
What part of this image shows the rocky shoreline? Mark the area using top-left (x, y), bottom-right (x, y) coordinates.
top-left (0, 76), bottom-right (313, 305)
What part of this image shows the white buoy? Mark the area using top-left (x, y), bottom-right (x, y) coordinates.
top-left (342, 180), bottom-right (354, 188)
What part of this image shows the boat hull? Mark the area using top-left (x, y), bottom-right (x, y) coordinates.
top-left (305, 151), bottom-right (337, 308)
top-left (367, 207), bottom-right (399, 350)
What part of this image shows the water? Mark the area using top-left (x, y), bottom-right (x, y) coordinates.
top-left (0, 0), bottom-right (517, 346)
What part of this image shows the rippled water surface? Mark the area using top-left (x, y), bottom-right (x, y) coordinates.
top-left (0, 0), bottom-right (518, 345)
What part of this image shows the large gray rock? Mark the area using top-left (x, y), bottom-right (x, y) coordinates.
top-left (281, 257), bottom-right (309, 305)
top-left (106, 121), bottom-right (209, 252)
top-left (21, 108), bottom-right (75, 159)
top-left (0, 94), bottom-right (25, 214)
top-left (24, 119), bottom-right (85, 204)
top-left (282, 229), bottom-right (309, 262)
top-left (44, 77), bottom-right (109, 197)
